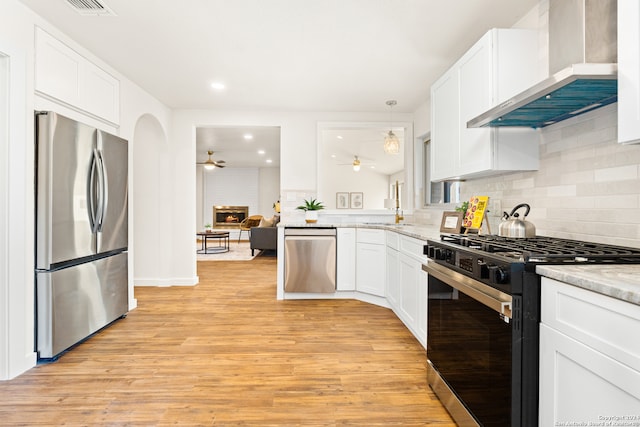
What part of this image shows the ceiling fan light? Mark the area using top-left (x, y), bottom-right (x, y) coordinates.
top-left (203, 162), bottom-right (215, 170)
top-left (384, 131), bottom-right (400, 154)
top-left (352, 156), bottom-right (361, 172)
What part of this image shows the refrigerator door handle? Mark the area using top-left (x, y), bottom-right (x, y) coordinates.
top-left (88, 148), bottom-right (100, 233)
top-left (95, 148), bottom-right (108, 231)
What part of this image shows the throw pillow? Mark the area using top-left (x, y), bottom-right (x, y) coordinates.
top-left (259, 217), bottom-right (274, 227)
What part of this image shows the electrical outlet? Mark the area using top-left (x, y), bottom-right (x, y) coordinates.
top-left (491, 199), bottom-right (501, 216)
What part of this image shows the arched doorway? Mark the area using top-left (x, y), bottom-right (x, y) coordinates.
top-left (132, 114), bottom-right (168, 289)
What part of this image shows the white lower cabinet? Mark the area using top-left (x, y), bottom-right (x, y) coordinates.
top-left (356, 229), bottom-right (386, 297)
top-left (336, 228), bottom-right (356, 291)
top-left (385, 232), bottom-right (427, 347)
top-left (337, 228), bottom-right (427, 347)
top-left (539, 278), bottom-right (640, 425)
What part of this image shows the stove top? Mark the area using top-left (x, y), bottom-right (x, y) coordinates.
top-left (425, 234), bottom-right (640, 295)
top-left (438, 234), bottom-right (640, 264)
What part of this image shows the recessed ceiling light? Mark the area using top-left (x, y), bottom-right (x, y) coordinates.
top-left (266, 159), bottom-right (273, 163)
top-left (210, 82), bottom-right (226, 91)
top-left (258, 150), bottom-right (265, 155)
top-left (330, 154), bottom-right (336, 158)
top-left (244, 134), bottom-right (253, 140)
top-left (337, 135), bottom-right (343, 139)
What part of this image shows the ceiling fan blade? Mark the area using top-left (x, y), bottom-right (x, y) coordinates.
top-left (197, 150), bottom-right (228, 168)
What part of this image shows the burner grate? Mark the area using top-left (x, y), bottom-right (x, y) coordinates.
top-left (441, 234), bottom-right (640, 263)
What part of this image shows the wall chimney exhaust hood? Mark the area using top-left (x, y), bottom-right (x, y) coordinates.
top-left (468, 0), bottom-right (617, 129)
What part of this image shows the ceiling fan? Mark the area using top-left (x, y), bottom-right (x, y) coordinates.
top-left (198, 151), bottom-right (226, 170)
top-left (337, 155), bottom-right (375, 172)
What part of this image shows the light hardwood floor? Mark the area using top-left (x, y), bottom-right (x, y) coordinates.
top-left (0, 257), bottom-right (455, 426)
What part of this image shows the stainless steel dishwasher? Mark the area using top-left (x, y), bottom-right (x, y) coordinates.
top-left (284, 228), bottom-right (336, 293)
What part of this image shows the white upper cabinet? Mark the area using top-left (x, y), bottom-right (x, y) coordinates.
top-left (35, 28), bottom-right (120, 125)
top-left (618, 0), bottom-right (640, 144)
top-left (431, 29), bottom-right (540, 181)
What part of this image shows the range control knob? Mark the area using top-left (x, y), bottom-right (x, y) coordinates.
top-left (488, 265), bottom-right (509, 284)
top-left (478, 260), bottom-right (489, 279)
top-left (432, 247), bottom-right (446, 260)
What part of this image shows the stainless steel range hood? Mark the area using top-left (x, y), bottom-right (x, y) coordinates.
top-left (468, 0), bottom-right (617, 129)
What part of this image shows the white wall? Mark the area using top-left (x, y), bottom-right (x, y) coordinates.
top-left (196, 166), bottom-right (280, 229)
top-left (258, 167), bottom-right (281, 218)
top-left (0, 0), bottom-right (172, 379)
top-left (321, 166), bottom-right (390, 209)
top-left (0, 0), bottom-right (33, 380)
top-left (204, 167), bottom-right (260, 220)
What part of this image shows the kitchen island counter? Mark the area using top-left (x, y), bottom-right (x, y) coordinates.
top-left (537, 264), bottom-right (640, 306)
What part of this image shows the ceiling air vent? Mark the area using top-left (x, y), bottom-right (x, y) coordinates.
top-left (65, 0), bottom-right (116, 16)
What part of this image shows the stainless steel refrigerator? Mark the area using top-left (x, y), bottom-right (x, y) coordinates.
top-left (35, 111), bottom-right (129, 360)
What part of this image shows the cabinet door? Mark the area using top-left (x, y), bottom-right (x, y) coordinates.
top-left (356, 242), bottom-right (386, 297)
top-left (81, 60), bottom-right (120, 125)
top-left (539, 324), bottom-right (640, 425)
top-left (430, 69), bottom-right (459, 181)
top-left (386, 246), bottom-right (400, 308)
top-left (417, 269), bottom-right (427, 348)
top-left (399, 252), bottom-right (420, 330)
top-left (618, 0), bottom-right (640, 144)
top-left (336, 228), bottom-right (356, 291)
top-left (458, 31), bottom-right (493, 176)
top-left (35, 28), bottom-right (82, 107)
top-left (35, 28), bottom-right (120, 125)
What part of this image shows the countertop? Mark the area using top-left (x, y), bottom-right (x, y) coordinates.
top-left (281, 222), bottom-right (443, 241)
top-left (537, 265), bottom-right (640, 306)
top-left (281, 222), bottom-right (640, 306)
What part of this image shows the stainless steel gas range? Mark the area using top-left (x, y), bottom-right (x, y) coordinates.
top-left (423, 234), bottom-right (640, 427)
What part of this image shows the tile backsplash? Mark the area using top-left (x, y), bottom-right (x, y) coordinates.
top-left (422, 104), bottom-right (640, 249)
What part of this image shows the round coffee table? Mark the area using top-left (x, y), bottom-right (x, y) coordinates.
top-left (197, 231), bottom-right (230, 254)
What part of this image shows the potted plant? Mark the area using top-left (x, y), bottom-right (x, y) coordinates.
top-left (296, 198), bottom-right (325, 223)
top-left (204, 223), bottom-right (213, 233)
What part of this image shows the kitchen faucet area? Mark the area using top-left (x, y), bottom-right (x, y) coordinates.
top-left (2, 0), bottom-right (640, 425)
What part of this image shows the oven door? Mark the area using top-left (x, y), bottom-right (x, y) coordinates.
top-left (424, 261), bottom-right (515, 427)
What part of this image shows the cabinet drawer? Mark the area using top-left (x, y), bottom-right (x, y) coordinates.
top-left (541, 277), bottom-right (640, 372)
top-left (356, 228), bottom-right (385, 245)
top-left (386, 230), bottom-right (399, 250)
top-left (399, 235), bottom-right (428, 263)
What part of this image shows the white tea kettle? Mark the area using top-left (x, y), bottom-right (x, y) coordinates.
top-left (499, 203), bottom-right (536, 238)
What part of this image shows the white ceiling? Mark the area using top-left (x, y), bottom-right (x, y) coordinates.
top-left (196, 126), bottom-right (281, 168)
top-left (19, 0), bottom-right (538, 167)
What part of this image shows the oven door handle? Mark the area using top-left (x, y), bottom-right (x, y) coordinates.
top-left (423, 262), bottom-right (512, 319)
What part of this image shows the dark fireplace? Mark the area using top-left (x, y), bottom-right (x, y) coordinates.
top-left (213, 206), bottom-right (249, 228)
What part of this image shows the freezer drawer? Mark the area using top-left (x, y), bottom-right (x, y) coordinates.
top-left (284, 229), bottom-right (336, 293)
top-left (36, 252), bottom-right (128, 359)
